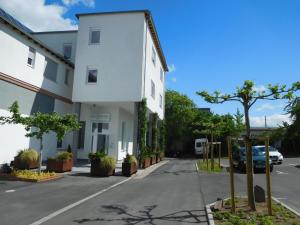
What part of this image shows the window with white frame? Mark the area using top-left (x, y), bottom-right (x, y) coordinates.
top-left (159, 94), bottom-right (163, 108)
top-left (160, 68), bottom-right (164, 82)
top-left (63, 43), bottom-right (72, 60)
top-left (152, 46), bottom-right (156, 65)
top-left (27, 47), bottom-right (36, 67)
top-left (64, 69), bottom-right (69, 85)
top-left (44, 57), bottom-right (58, 82)
top-left (89, 28), bottom-right (100, 44)
top-left (121, 121), bottom-right (126, 151)
top-left (87, 67), bottom-right (98, 83)
top-left (151, 80), bottom-right (155, 99)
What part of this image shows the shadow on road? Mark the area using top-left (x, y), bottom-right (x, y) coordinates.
top-left (73, 205), bottom-right (207, 225)
top-left (150, 169), bottom-right (196, 176)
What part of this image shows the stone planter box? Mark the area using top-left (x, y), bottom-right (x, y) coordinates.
top-left (141, 157), bottom-right (151, 169)
top-left (151, 156), bottom-right (157, 165)
top-left (90, 159), bottom-right (114, 177)
top-left (13, 156), bottom-right (39, 170)
top-left (122, 162), bottom-right (138, 177)
top-left (46, 158), bottom-right (73, 173)
top-left (0, 173), bottom-right (63, 183)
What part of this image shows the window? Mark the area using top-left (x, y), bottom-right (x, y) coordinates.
top-left (63, 44), bottom-right (72, 60)
top-left (77, 121), bottom-right (85, 149)
top-left (44, 57), bottom-right (58, 82)
top-left (64, 69), bottom-right (69, 85)
top-left (151, 80), bottom-right (155, 99)
top-left (159, 94), bottom-right (163, 108)
top-left (57, 140), bottom-right (62, 149)
top-left (152, 46), bottom-right (156, 65)
top-left (89, 29), bottom-right (100, 44)
top-left (87, 68), bottom-right (97, 83)
top-left (160, 68), bottom-right (164, 82)
top-left (121, 121), bottom-right (126, 151)
top-left (27, 47), bottom-right (36, 67)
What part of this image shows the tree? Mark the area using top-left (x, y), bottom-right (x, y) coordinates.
top-left (197, 80), bottom-right (300, 211)
top-left (0, 101), bottom-right (81, 173)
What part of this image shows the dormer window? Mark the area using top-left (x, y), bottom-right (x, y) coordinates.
top-left (27, 47), bottom-right (36, 67)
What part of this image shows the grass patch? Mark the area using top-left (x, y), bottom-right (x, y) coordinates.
top-left (12, 170), bottom-right (56, 180)
top-left (197, 160), bottom-right (222, 172)
top-left (213, 198), bottom-right (300, 225)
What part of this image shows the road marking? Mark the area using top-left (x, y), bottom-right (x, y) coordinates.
top-left (195, 162), bottom-right (199, 172)
top-left (275, 197), bottom-right (288, 200)
top-left (29, 177), bottom-right (131, 225)
top-left (5, 189), bottom-right (15, 193)
top-left (276, 170), bottom-right (288, 175)
top-left (289, 164), bottom-right (296, 166)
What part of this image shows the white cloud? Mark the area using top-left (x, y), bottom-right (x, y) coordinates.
top-left (171, 77), bottom-right (177, 83)
top-left (168, 64), bottom-right (176, 73)
top-left (253, 85), bottom-right (267, 92)
top-left (0, 0), bottom-right (78, 31)
top-left (250, 114), bottom-right (291, 127)
top-left (62, 0), bottom-right (95, 8)
top-left (255, 103), bottom-right (284, 112)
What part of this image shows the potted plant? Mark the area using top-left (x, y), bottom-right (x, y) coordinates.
top-left (14, 149), bottom-right (39, 170)
top-left (122, 154), bottom-right (138, 177)
top-left (140, 150), bottom-right (151, 169)
top-left (46, 151), bottom-right (73, 172)
top-left (89, 152), bottom-right (116, 177)
top-left (150, 152), bottom-right (156, 165)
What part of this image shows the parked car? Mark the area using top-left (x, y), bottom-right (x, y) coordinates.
top-left (233, 147), bottom-right (273, 172)
top-left (194, 138), bottom-right (208, 157)
top-left (254, 145), bottom-right (283, 164)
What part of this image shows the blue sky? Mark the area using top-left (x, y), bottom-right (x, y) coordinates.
top-left (2, 0), bottom-right (300, 126)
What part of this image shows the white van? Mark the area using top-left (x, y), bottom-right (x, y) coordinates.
top-left (195, 138), bottom-right (208, 156)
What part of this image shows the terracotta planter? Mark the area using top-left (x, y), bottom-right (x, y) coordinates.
top-left (156, 155), bottom-right (161, 163)
top-left (90, 159), bottom-right (115, 177)
top-left (13, 156), bottom-right (39, 170)
top-left (141, 157), bottom-right (151, 169)
top-left (122, 162), bottom-right (138, 177)
top-left (46, 158), bottom-right (73, 173)
top-left (151, 156), bottom-right (157, 165)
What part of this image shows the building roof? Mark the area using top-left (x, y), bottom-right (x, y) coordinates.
top-left (76, 10), bottom-right (168, 72)
top-left (0, 8), bottom-right (74, 68)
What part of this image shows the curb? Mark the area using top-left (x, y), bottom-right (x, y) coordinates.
top-left (272, 197), bottom-right (300, 217)
top-left (134, 160), bottom-right (169, 179)
top-left (205, 203), bottom-right (215, 225)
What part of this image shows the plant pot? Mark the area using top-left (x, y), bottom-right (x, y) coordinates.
top-left (151, 156), bottom-right (156, 165)
top-left (122, 162), bottom-right (138, 177)
top-left (90, 159), bottom-right (115, 177)
top-left (46, 158), bottom-right (73, 172)
top-left (13, 156), bottom-right (39, 170)
top-left (141, 157), bottom-right (151, 169)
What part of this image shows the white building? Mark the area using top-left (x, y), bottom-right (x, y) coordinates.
top-left (0, 9), bottom-right (168, 164)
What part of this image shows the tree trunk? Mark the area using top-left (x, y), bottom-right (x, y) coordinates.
top-left (211, 134), bottom-right (214, 171)
top-left (244, 105), bottom-right (256, 211)
top-left (38, 138), bottom-right (43, 174)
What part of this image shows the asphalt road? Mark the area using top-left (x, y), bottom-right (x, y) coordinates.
top-left (0, 159), bottom-right (208, 225)
top-left (199, 157), bottom-right (300, 213)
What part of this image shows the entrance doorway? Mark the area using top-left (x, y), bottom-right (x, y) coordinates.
top-left (91, 122), bottom-right (109, 154)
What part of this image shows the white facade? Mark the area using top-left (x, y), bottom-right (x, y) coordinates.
top-left (0, 9), bottom-right (167, 164)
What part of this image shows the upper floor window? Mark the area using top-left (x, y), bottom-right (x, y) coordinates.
top-left (160, 68), bottom-right (164, 82)
top-left (152, 46), bottom-right (156, 66)
top-left (44, 57), bottom-right (58, 82)
top-left (63, 43), bottom-right (72, 60)
top-left (159, 94), bottom-right (163, 108)
top-left (151, 80), bottom-right (155, 99)
top-left (27, 47), bottom-right (36, 67)
top-left (64, 69), bottom-right (70, 85)
top-left (89, 28), bottom-right (100, 45)
top-left (87, 67), bottom-right (98, 83)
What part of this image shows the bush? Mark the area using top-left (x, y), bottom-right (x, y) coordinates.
top-left (12, 170), bottom-right (55, 180)
top-left (99, 156), bottom-right (116, 170)
top-left (88, 151), bottom-right (107, 160)
top-left (17, 149), bottom-right (39, 162)
top-left (56, 151), bottom-right (73, 161)
top-left (124, 154), bottom-right (137, 164)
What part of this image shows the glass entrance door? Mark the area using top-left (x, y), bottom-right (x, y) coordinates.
top-left (91, 122), bottom-right (109, 154)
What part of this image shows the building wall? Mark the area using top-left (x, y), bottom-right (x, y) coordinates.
top-left (0, 22), bottom-right (74, 100)
top-left (32, 31), bottom-right (77, 63)
top-left (72, 13), bottom-right (145, 102)
top-left (142, 20), bottom-right (165, 119)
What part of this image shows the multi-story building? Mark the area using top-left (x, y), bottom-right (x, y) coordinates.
top-left (0, 8), bottom-right (168, 164)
